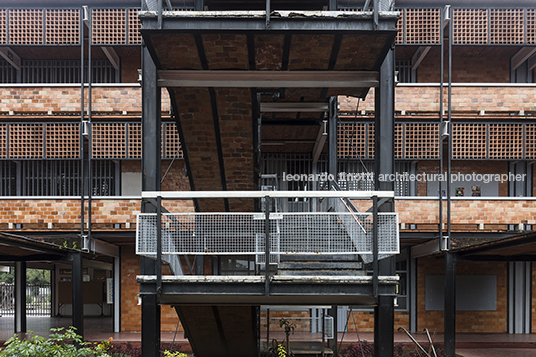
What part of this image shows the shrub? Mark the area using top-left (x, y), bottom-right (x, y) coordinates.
top-left (342, 341), bottom-right (447, 357)
top-left (0, 327), bottom-right (110, 357)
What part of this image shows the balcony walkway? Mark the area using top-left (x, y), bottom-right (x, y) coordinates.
top-left (1, 316), bottom-right (535, 356)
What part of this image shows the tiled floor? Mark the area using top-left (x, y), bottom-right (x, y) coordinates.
top-left (2, 316), bottom-right (536, 356)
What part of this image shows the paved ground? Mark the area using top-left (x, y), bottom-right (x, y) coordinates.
top-left (2, 315), bottom-right (536, 356)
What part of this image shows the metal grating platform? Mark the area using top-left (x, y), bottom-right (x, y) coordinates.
top-left (136, 211), bottom-right (399, 260)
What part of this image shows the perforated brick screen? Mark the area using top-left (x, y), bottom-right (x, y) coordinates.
top-left (396, 9), bottom-right (404, 44)
top-left (528, 9), bottom-right (536, 44)
top-left (405, 8), bottom-right (441, 44)
top-left (46, 123), bottom-right (80, 158)
top-left (489, 124), bottom-right (523, 159)
top-left (92, 123), bottom-right (127, 159)
top-left (0, 10), bottom-right (6, 44)
top-left (163, 123), bottom-right (183, 159)
top-left (404, 123), bottom-right (439, 159)
top-left (0, 124), bottom-right (6, 158)
top-left (92, 9), bottom-right (126, 45)
top-left (45, 9), bottom-right (79, 45)
top-left (9, 124), bottom-right (44, 159)
top-left (128, 123), bottom-right (142, 159)
top-left (338, 122), bottom-right (369, 159)
top-left (490, 9), bottom-right (524, 44)
top-left (454, 9), bottom-right (488, 45)
top-left (128, 8), bottom-right (142, 44)
top-left (526, 124), bottom-right (536, 159)
top-left (452, 124), bottom-right (487, 159)
top-left (9, 9), bottom-right (43, 45)
top-left (395, 123), bottom-right (403, 158)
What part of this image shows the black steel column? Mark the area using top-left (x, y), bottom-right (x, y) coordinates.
top-left (328, 96), bottom-right (339, 355)
top-left (141, 43), bottom-right (162, 357)
top-left (373, 47), bottom-right (395, 357)
top-left (444, 252), bottom-right (456, 357)
top-left (14, 261), bottom-right (26, 333)
top-left (328, 96), bottom-right (338, 186)
top-left (71, 252), bottom-right (84, 338)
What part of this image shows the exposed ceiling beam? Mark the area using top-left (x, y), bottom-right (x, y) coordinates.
top-left (157, 70), bottom-right (379, 88)
top-left (442, 5), bottom-right (451, 29)
top-left (411, 46), bottom-right (431, 70)
top-left (528, 53), bottom-right (536, 71)
top-left (101, 46), bottom-right (120, 70)
top-left (91, 238), bottom-right (119, 258)
top-left (0, 47), bottom-right (21, 70)
top-left (260, 102), bottom-right (329, 113)
top-left (410, 238), bottom-right (440, 258)
top-left (312, 120), bottom-right (328, 164)
top-left (511, 47), bottom-right (536, 71)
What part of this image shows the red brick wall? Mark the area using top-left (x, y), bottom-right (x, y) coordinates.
top-left (339, 86), bottom-right (536, 114)
top-left (417, 47), bottom-right (511, 83)
top-left (416, 257), bottom-right (507, 333)
top-left (0, 86), bottom-right (169, 115)
top-left (120, 245), bottom-right (182, 332)
top-left (344, 311), bottom-right (409, 333)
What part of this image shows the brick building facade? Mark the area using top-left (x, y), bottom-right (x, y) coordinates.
top-left (1, 0), bottom-right (536, 354)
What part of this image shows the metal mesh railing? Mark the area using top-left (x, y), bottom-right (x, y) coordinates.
top-left (136, 211), bottom-right (399, 259)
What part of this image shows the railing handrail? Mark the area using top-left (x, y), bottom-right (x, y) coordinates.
top-left (142, 190), bottom-right (394, 199)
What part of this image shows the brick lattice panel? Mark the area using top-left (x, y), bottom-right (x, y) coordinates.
top-left (127, 123), bottom-right (142, 159)
top-left (9, 124), bottom-right (44, 159)
top-left (454, 9), bottom-right (488, 44)
top-left (396, 9), bottom-right (404, 44)
top-left (0, 10), bottom-right (6, 44)
top-left (338, 123), bottom-right (368, 159)
top-left (404, 123), bottom-right (439, 159)
top-left (405, 8), bottom-right (441, 44)
top-left (490, 9), bottom-right (524, 44)
top-left (9, 9), bottom-right (43, 45)
top-left (92, 123), bottom-right (126, 159)
top-left (368, 124), bottom-right (375, 159)
top-left (163, 123), bottom-right (183, 159)
top-left (528, 9), bottom-right (536, 44)
top-left (452, 124), bottom-right (487, 159)
top-left (489, 124), bottom-right (523, 159)
top-left (0, 124), bottom-right (6, 158)
top-left (45, 9), bottom-right (79, 45)
top-left (525, 124), bottom-right (536, 159)
top-left (45, 123), bottom-right (80, 159)
top-left (395, 123), bottom-right (403, 158)
top-left (92, 9), bottom-right (126, 45)
top-left (128, 8), bottom-right (142, 44)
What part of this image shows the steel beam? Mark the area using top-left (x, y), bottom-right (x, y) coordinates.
top-left (411, 46), bottom-right (431, 70)
top-left (373, 47), bottom-right (396, 357)
top-left (260, 102), bottom-right (329, 112)
top-left (0, 47), bottom-right (21, 70)
top-left (101, 46), bottom-right (120, 70)
top-left (141, 45), bottom-right (161, 357)
top-left (157, 70), bottom-right (378, 88)
top-left (511, 47), bottom-right (536, 71)
top-left (139, 11), bottom-right (399, 32)
top-left (14, 261), bottom-right (26, 333)
top-left (141, 294), bottom-right (161, 357)
top-left (142, 190), bottom-right (395, 199)
top-left (312, 120), bottom-right (328, 164)
top-left (71, 252), bottom-right (84, 339)
top-left (328, 97), bottom-right (338, 187)
top-left (444, 252), bottom-right (456, 357)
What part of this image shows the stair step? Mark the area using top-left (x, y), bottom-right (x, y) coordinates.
top-left (278, 262), bottom-right (363, 270)
top-left (280, 254), bottom-right (359, 262)
top-left (277, 270), bottom-right (365, 276)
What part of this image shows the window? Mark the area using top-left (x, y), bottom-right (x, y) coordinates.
top-left (0, 59), bottom-right (117, 84)
top-left (395, 59), bottom-right (417, 83)
top-left (0, 160), bottom-right (117, 196)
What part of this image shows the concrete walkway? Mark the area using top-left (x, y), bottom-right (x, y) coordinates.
top-left (2, 316), bottom-right (536, 356)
